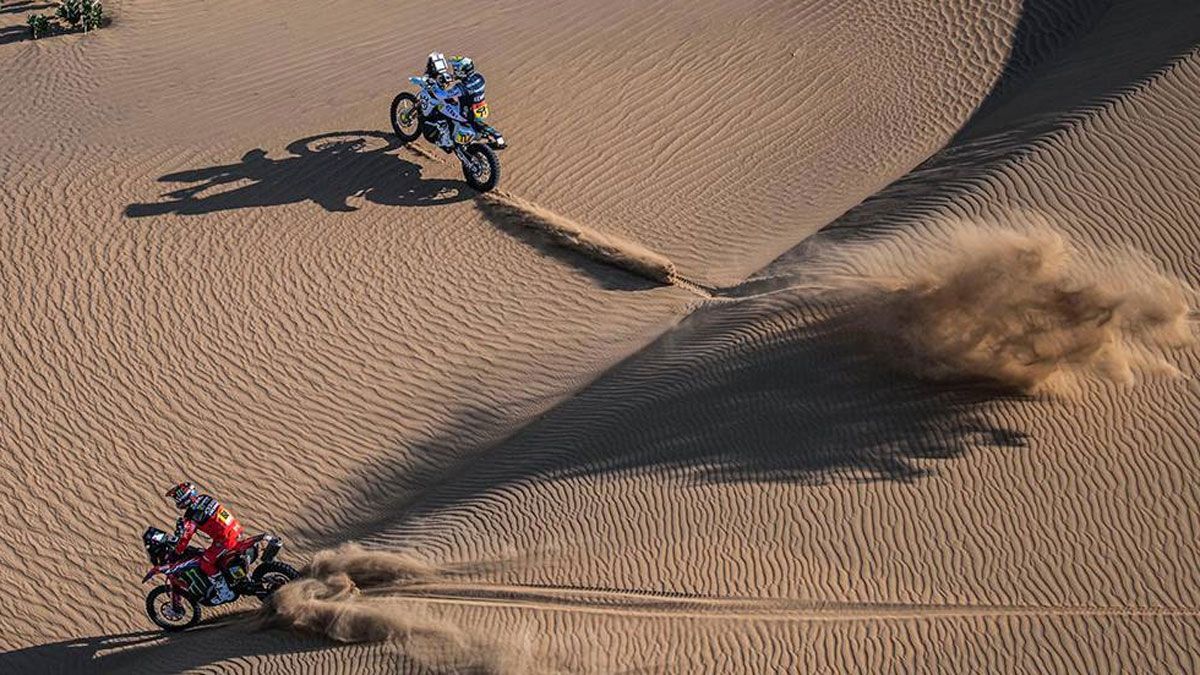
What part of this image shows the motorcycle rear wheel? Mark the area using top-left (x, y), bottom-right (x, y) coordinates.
top-left (390, 93), bottom-right (422, 143)
top-left (146, 585), bottom-right (200, 632)
top-left (252, 560), bottom-right (299, 601)
top-left (461, 144), bottom-right (500, 192)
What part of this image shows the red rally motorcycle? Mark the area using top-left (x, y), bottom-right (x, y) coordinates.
top-left (140, 526), bottom-right (299, 631)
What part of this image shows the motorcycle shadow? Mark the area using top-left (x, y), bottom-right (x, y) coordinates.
top-left (0, 610), bottom-right (340, 673)
top-left (125, 130), bottom-right (471, 218)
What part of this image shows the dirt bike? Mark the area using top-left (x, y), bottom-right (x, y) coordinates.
top-left (140, 526), bottom-right (299, 631)
top-left (390, 71), bottom-right (506, 192)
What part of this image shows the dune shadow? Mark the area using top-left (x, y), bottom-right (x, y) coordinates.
top-left (460, 299), bottom-right (1029, 490)
top-left (310, 295), bottom-right (1030, 545)
top-left (542, 316), bottom-right (1027, 487)
top-left (125, 131), bottom-right (471, 218)
top-left (961, 0), bottom-right (1115, 135)
top-left (282, 3), bottom-right (1134, 551)
top-left (745, 0), bottom-right (1196, 285)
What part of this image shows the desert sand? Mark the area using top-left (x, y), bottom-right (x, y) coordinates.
top-left (2, 0), bottom-right (1199, 672)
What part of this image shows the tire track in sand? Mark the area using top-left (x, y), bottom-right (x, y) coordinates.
top-left (402, 143), bottom-right (713, 297)
top-left (386, 581), bottom-right (1200, 623)
top-left (477, 189), bottom-right (713, 297)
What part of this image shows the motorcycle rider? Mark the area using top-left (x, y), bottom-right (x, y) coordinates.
top-left (422, 51), bottom-right (479, 150)
top-left (165, 482), bottom-right (243, 603)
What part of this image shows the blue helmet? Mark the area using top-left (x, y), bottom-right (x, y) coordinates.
top-left (452, 56), bottom-right (475, 79)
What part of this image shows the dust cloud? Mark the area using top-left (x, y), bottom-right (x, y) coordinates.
top-left (259, 544), bottom-right (532, 673)
top-left (851, 228), bottom-right (1193, 393)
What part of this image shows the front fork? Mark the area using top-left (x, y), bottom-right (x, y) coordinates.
top-left (168, 581), bottom-right (188, 615)
top-left (454, 146), bottom-right (482, 177)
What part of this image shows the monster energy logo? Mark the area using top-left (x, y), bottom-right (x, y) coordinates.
top-left (182, 568), bottom-right (207, 595)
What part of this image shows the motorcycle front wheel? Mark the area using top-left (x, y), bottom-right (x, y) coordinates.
top-left (146, 585), bottom-right (200, 632)
top-left (390, 92), bottom-right (422, 143)
top-left (461, 144), bottom-right (500, 192)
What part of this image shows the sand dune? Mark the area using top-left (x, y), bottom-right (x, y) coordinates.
top-left (3, 0), bottom-right (1200, 672)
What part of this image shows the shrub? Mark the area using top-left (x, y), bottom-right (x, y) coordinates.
top-left (56, 0), bottom-right (102, 29)
top-left (27, 13), bottom-right (52, 39)
top-left (56, 0), bottom-right (82, 26)
top-left (81, 0), bottom-right (103, 31)
top-left (50, 0), bottom-right (105, 34)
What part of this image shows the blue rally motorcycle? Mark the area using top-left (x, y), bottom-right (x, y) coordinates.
top-left (390, 71), bottom-right (506, 191)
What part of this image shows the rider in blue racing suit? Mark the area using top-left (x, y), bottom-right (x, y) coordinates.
top-left (423, 52), bottom-right (480, 150)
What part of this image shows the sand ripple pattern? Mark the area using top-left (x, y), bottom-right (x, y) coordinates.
top-left (5, 0), bottom-right (1200, 672)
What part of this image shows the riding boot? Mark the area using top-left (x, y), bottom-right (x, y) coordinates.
top-left (207, 573), bottom-right (236, 604)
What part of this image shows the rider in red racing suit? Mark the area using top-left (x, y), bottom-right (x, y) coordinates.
top-left (165, 482), bottom-right (244, 602)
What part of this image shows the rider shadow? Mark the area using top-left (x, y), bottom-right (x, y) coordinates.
top-left (125, 131), bottom-right (470, 218)
top-left (0, 613), bottom-right (380, 674)
top-left (0, 615), bottom-right (254, 673)
top-left (0, 629), bottom-right (169, 673)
